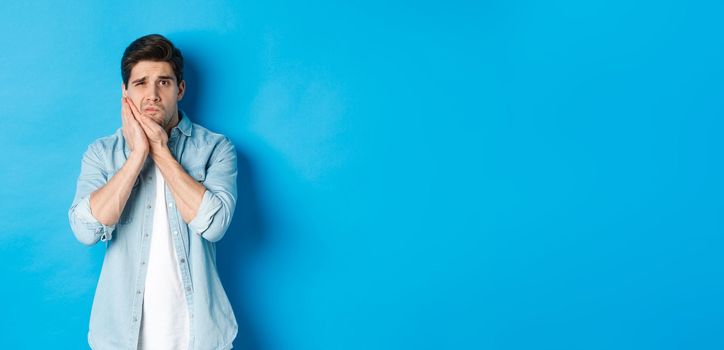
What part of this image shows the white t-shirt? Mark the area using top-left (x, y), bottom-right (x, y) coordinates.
top-left (138, 165), bottom-right (190, 349)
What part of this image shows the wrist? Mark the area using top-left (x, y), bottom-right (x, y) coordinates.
top-left (128, 150), bottom-right (148, 163)
top-left (150, 144), bottom-right (171, 160)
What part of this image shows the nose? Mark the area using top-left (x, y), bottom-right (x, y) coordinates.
top-left (146, 86), bottom-right (160, 103)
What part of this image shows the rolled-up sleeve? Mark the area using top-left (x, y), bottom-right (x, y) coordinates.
top-left (68, 143), bottom-right (115, 246)
top-left (188, 137), bottom-right (237, 242)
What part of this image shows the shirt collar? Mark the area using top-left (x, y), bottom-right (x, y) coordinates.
top-left (174, 110), bottom-right (193, 136)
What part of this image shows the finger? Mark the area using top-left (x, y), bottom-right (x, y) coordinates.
top-left (121, 100), bottom-right (138, 146)
top-left (136, 113), bottom-right (155, 136)
top-left (141, 114), bottom-right (165, 135)
top-left (123, 98), bottom-right (143, 128)
top-left (122, 98), bottom-right (132, 123)
top-left (138, 113), bottom-right (154, 129)
top-left (124, 101), bottom-right (147, 141)
top-left (124, 98), bottom-right (142, 126)
top-left (121, 98), bottom-right (129, 128)
top-left (126, 98), bottom-right (143, 120)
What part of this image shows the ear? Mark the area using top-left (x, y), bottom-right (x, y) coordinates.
top-left (177, 80), bottom-right (186, 101)
top-left (121, 82), bottom-right (128, 97)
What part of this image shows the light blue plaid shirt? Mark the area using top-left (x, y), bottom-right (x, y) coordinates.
top-left (69, 111), bottom-right (238, 349)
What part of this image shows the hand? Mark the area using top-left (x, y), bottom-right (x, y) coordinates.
top-left (124, 97), bottom-right (170, 157)
top-left (121, 97), bottom-right (149, 156)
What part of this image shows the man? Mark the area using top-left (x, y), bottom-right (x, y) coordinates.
top-left (69, 34), bottom-right (238, 350)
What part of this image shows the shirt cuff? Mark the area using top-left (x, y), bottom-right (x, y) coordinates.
top-left (188, 190), bottom-right (222, 237)
top-left (76, 195), bottom-right (116, 242)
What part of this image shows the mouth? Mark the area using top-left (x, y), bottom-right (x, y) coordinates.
top-left (143, 107), bottom-right (161, 113)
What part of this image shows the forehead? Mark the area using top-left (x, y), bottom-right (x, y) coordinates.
top-left (129, 60), bottom-right (175, 80)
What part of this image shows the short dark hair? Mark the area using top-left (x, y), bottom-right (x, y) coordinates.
top-left (121, 34), bottom-right (184, 87)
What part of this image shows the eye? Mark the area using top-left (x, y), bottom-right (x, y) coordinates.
top-left (159, 80), bottom-right (169, 86)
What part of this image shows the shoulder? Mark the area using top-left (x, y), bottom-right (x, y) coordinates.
top-left (85, 128), bottom-right (125, 155)
top-left (188, 122), bottom-right (235, 150)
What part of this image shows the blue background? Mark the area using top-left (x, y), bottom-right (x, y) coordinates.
top-left (1, 0), bottom-right (723, 349)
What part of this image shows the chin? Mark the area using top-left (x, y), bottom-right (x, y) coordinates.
top-left (144, 114), bottom-right (163, 124)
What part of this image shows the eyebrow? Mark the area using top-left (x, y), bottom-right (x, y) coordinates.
top-left (131, 75), bottom-right (176, 84)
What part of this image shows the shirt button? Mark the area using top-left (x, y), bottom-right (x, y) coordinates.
top-left (136, 290), bottom-right (141, 294)
top-left (186, 287), bottom-right (191, 292)
top-left (133, 317), bottom-right (138, 322)
top-left (141, 261), bottom-right (146, 265)
top-left (173, 230), bottom-right (178, 235)
top-left (147, 204), bottom-right (152, 209)
top-left (168, 203), bottom-right (174, 208)
top-left (180, 258), bottom-right (186, 264)
top-left (148, 176), bottom-right (153, 180)
top-left (144, 233), bottom-right (149, 237)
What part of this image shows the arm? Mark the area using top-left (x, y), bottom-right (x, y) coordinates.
top-left (165, 138), bottom-right (237, 242)
top-left (68, 148), bottom-right (146, 245)
top-left (152, 147), bottom-right (206, 223)
top-left (151, 140), bottom-right (238, 242)
top-left (91, 98), bottom-right (150, 225)
top-left (68, 97), bottom-right (150, 245)
top-left (68, 143), bottom-right (115, 245)
top-left (89, 151), bottom-right (146, 226)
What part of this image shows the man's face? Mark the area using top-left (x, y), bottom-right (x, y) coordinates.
top-left (123, 60), bottom-right (185, 129)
